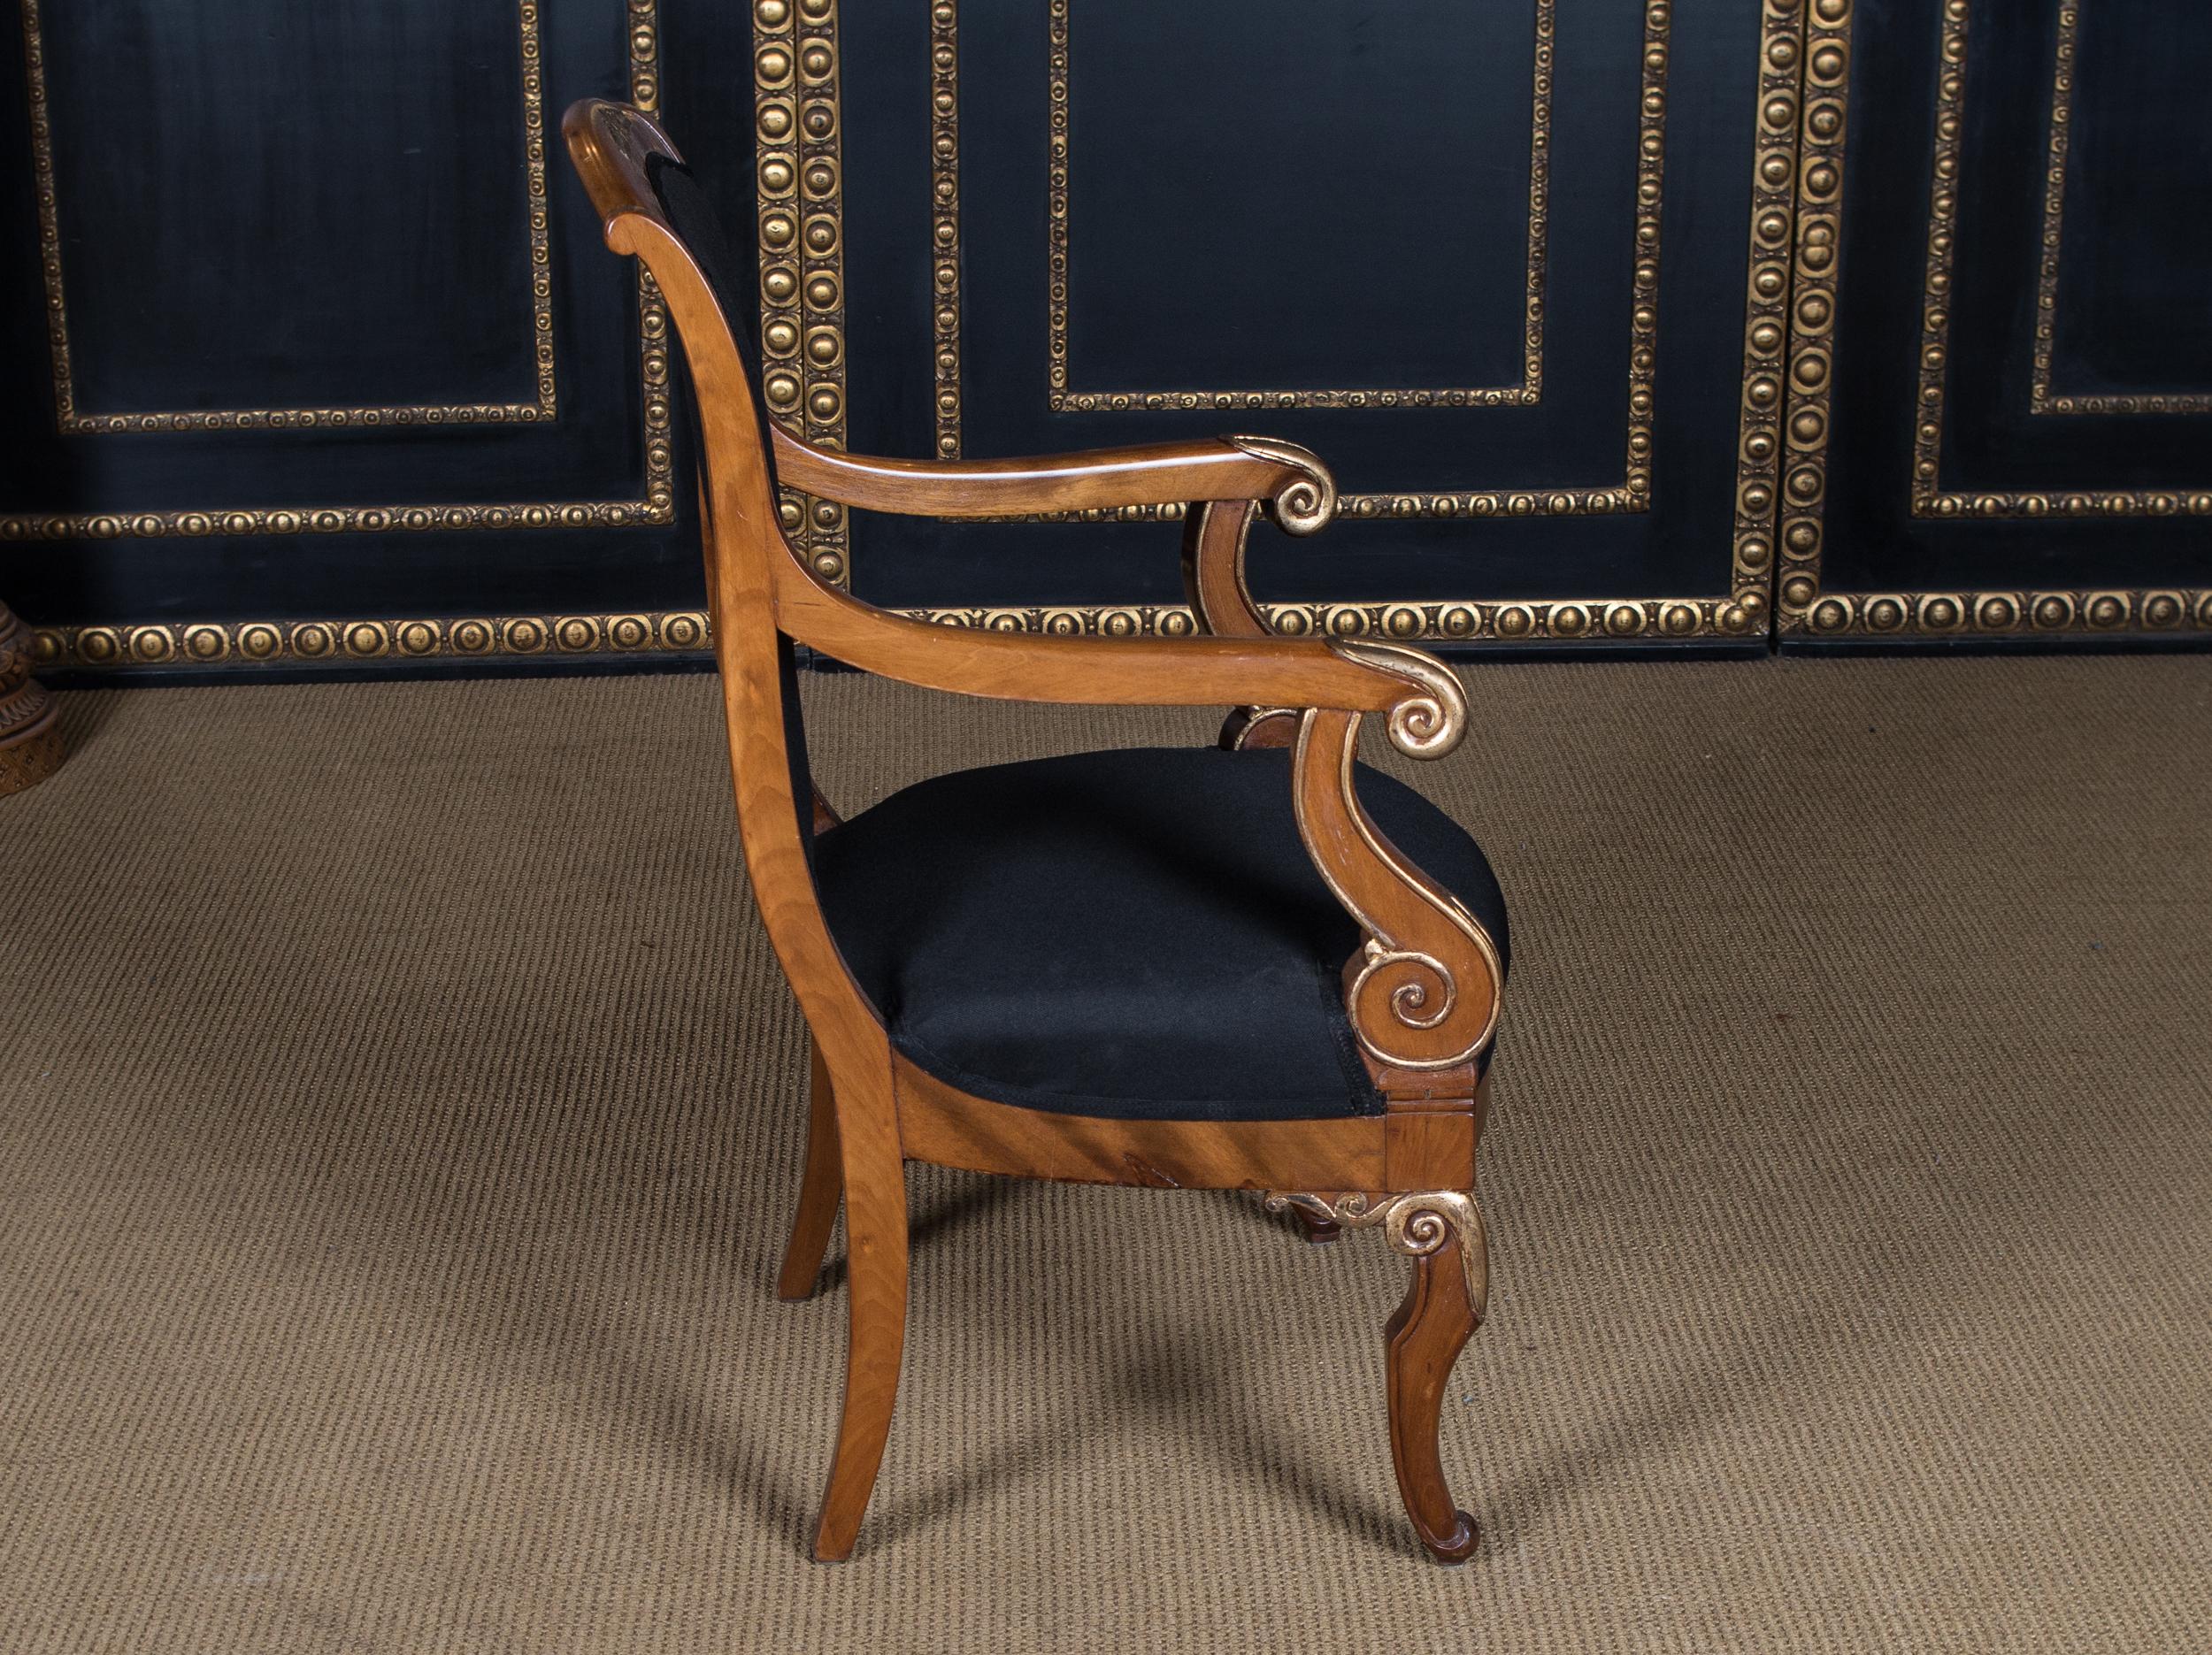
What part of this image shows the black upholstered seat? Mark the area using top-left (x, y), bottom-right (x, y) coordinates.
top-left (813, 747), bottom-right (1509, 1123)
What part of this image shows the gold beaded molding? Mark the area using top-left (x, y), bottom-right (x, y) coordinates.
top-left (17, 0), bottom-right (558, 435)
top-left (1778, 0), bottom-right (2212, 640)
top-left (1041, 0), bottom-right (1550, 419)
top-left (753, 0), bottom-right (852, 590)
top-left (30, 610), bottom-right (713, 673)
top-left (929, 0), bottom-right (963, 459)
top-left (788, 0), bottom-right (1786, 643)
top-left (1726, 0), bottom-right (1810, 633)
top-left (3, 0), bottom-right (673, 540)
top-left (2030, 2), bottom-right (2210, 417)
top-left (29, 595), bottom-right (1747, 670)
top-left (1771, 0), bottom-right (1847, 630)
top-left (896, 596), bottom-right (1734, 646)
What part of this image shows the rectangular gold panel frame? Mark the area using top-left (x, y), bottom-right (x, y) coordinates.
top-left (1039, 0), bottom-right (1550, 418)
top-left (2030, 0), bottom-right (2212, 418)
top-left (18, 0), bottom-right (559, 435)
top-left (875, 0), bottom-right (1794, 648)
top-left (36, 0), bottom-right (1801, 668)
top-left (13, 0), bottom-right (674, 647)
top-left (1777, 0), bottom-right (2212, 641)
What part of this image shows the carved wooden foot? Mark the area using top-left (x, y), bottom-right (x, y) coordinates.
top-left (777, 1043), bottom-right (843, 1300)
top-left (1268, 1190), bottom-right (1488, 1563)
top-left (810, 1065), bottom-right (908, 1563)
top-left (0, 602), bottom-right (65, 797)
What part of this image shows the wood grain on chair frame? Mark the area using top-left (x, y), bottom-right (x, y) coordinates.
top-left (565, 97), bottom-right (1505, 1567)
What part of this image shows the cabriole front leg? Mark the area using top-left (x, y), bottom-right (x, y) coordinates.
top-left (1267, 1189), bottom-right (1489, 1563)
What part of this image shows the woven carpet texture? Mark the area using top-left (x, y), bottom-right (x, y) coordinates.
top-left (2, 656), bottom-right (2208, 1653)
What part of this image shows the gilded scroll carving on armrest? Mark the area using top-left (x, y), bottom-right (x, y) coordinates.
top-left (1328, 640), bottom-right (1466, 759)
top-left (1225, 436), bottom-right (1337, 535)
top-left (1290, 661), bottom-right (1501, 1071)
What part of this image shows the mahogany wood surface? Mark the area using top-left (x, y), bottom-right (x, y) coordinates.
top-left (894, 1054), bottom-right (1387, 1192)
top-left (770, 427), bottom-right (1295, 519)
top-left (1385, 1230), bottom-right (1485, 1564)
top-left (776, 1043), bottom-right (843, 1302)
top-left (1180, 499), bottom-right (1269, 638)
top-left (564, 99), bottom-right (1502, 1566)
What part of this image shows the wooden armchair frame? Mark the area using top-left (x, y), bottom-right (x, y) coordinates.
top-left (565, 101), bottom-right (1506, 1565)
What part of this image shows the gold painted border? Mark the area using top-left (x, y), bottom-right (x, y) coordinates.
top-left (1040, 0), bottom-right (1551, 418)
top-left (2030, 1), bottom-right (2212, 418)
top-left (1729, 0), bottom-right (1813, 630)
top-left (930, 0), bottom-right (962, 460)
top-left (31, 609), bottom-right (710, 672)
top-left (40, 0), bottom-right (1800, 664)
top-left (1, 0), bottom-right (672, 540)
top-left (1018, 0), bottom-right (1668, 520)
top-left (1777, 0), bottom-right (2212, 639)
top-left (753, 0), bottom-right (851, 589)
top-left (1910, 0), bottom-right (2210, 520)
top-left (900, 595), bottom-right (1739, 646)
top-left (19, 0), bottom-right (559, 434)
top-left (32, 593), bottom-right (1737, 672)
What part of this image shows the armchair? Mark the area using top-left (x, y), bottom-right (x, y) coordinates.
top-left (565, 100), bottom-right (1511, 1565)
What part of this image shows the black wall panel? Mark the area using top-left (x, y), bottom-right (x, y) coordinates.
top-left (2, 0), bottom-right (753, 673)
top-left (835, 0), bottom-right (1783, 652)
top-left (1779, 0), bottom-right (2212, 645)
top-left (4, 0), bottom-right (2203, 677)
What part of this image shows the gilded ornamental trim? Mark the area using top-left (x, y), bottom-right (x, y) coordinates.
top-left (753, 0), bottom-right (852, 590)
top-left (1042, 0), bottom-right (1553, 416)
top-left (1727, 0), bottom-right (1814, 635)
top-left (18, 0), bottom-right (560, 434)
top-left (31, 594), bottom-right (1784, 672)
top-left (2030, 3), bottom-right (2212, 418)
top-left (2, 0), bottom-right (673, 540)
top-left (1264, 1191), bottom-right (1489, 1322)
top-left (1777, 0), bottom-right (2212, 639)
top-left (31, 609), bottom-right (711, 672)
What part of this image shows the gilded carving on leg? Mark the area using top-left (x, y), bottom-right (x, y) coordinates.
top-left (1265, 1191), bottom-right (1489, 1322)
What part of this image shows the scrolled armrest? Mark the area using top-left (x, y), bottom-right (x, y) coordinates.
top-left (769, 426), bottom-right (1334, 533)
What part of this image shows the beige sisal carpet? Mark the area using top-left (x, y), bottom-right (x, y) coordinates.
top-left (2, 656), bottom-right (2208, 1653)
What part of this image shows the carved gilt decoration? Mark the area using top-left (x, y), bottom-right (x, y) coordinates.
top-left (1043, 0), bottom-right (1551, 415)
top-left (3, 0), bottom-right (672, 547)
top-left (753, 0), bottom-right (852, 590)
top-left (1264, 1191), bottom-right (1490, 1322)
top-left (17, 0), bottom-right (557, 434)
top-left (1777, 0), bottom-right (2212, 640)
top-left (1291, 698), bottom-right (1503, 1073)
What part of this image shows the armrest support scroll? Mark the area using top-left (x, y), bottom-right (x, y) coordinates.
top-left (1288, 688), bottom-right (1502, 1076)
